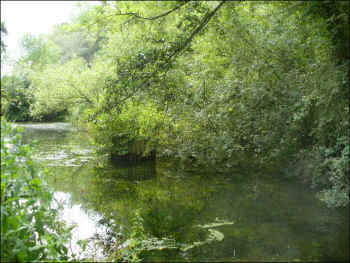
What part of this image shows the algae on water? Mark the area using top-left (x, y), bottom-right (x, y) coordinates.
top-left (180, 228), bottom-right (225, 252)
top-left (197, 217), bottom-right (234, 229)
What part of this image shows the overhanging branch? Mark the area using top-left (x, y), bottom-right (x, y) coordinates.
top-left (168, 1), bottom-right (226, 60)
top-left (117, 1), bottom-right (189, 21)
top-left (105, 1), bottom-right (226, 110)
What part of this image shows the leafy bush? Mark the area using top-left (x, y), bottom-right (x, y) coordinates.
top-left (0, 119), bottom-right (75, 261)
top-left (284, 135), bottom-right (349, 208)
top-left (1, 75), bottom-right (32, 122)
top-left (89, 100), bottom-right (165, 158)
top-left (316, 138), bottom-right (349, 208)
top-left (311, 137), bottom-right (348, 207)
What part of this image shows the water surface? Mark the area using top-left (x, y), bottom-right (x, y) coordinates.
top-left (16, 122), bottom-right (349, 261)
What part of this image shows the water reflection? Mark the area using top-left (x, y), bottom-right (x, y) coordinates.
top-left (53, 192), bottom-right (106, 260)
top-left (15, 122), bottom-right (349, 262)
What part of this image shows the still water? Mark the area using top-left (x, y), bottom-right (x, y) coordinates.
top-left (16, 122), bottom-right (349, 261)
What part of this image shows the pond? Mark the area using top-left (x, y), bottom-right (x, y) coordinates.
top-left (15, 122), bottom-right (349, 261)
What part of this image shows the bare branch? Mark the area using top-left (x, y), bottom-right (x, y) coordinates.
top-left (116, 1), bottom-right (189, 21)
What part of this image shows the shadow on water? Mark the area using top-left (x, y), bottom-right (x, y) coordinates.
top-left (14, 122), bottom-right (349, 262)
top-left (107, 159), bottom-right (157, 181)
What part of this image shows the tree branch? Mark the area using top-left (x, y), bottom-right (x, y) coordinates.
top-left (168, 1), bottom-right (226, 61)
top-left (116, 1), bottom-right (189, 21)
top-left (106, 1), bottom-right (226, 110)
top-left (130, 1), bottom-right (226, 98)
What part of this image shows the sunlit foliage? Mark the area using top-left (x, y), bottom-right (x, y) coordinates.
top-left (0, 119), bottom-right (77, 261)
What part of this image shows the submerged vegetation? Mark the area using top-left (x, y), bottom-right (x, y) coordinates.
top-left (1, 1), bottom-right (349, 261)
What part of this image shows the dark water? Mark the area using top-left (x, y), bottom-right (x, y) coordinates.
top-left (15, 122), bottom-right (349, 262)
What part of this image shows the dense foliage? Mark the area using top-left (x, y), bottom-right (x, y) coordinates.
top-left (0, 119), bottom-right (79, 261)
top-left (1, 1), bottom-right (348, 208)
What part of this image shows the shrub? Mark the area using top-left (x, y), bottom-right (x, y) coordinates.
top-left (1, 75), bottom-right (32, 122)
top-left (1, 119), bottom-right (75, 261)
top-left (89, 100), bottom-right (164, 158)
